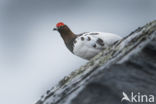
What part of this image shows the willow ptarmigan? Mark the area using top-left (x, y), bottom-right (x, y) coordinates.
top-left (53, 22), bottom-right (122, 60)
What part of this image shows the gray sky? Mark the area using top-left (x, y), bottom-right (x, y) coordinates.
top-left (0, 0), bottom-right (156, 104)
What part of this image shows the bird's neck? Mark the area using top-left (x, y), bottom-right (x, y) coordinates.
top-left (59, 28), bottom-right (76, 44)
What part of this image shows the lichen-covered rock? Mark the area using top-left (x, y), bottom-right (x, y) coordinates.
top-left (35, 20), bottom-right (156, 104)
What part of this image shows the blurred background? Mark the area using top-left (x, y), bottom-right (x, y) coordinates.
top-left (0, 0), bottom-right (156, 104)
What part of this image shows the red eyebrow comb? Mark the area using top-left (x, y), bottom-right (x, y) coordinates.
top-left (56, 22), bottom-right (65, 27)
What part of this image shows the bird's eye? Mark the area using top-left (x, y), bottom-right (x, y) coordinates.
top-left (59, 26), bottom-right (64, 29)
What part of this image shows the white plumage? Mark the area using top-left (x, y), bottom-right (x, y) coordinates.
top-left (54, 22), bottom-right (122, 60)
top-left (73, 32), bottom-right (122, 60)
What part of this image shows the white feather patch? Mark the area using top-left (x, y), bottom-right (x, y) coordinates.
top-left (73, 32), bottom-right (122, 60)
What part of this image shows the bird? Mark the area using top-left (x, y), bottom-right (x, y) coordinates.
top-left (53, 22), bottom-right (122, 60)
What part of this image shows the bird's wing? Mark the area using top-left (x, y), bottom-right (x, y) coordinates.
top-left (73, 32), bottom-right (121, 59)
top-left (86, 32), bottom-right (122, 45)
top-left (73, 33), bottom-right (106, 59)
top-left (74, 33), bottom-right (107, 50)
top-left (74, 32), bottom-right (122, 51)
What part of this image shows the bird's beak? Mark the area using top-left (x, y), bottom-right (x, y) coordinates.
top-left (53, 27), bottom-right (58, 31)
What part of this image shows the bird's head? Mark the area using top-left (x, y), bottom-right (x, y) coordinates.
top-left (53, 22), bottom-right (75, 42)
top-left (53, 22), bottom-right (68, 32)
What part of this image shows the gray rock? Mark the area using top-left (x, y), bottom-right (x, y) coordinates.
top-left (35, 20), bottom-right (156, 104)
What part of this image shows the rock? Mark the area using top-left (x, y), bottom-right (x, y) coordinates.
top-left (35, 20), bottom-right (156, 104)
